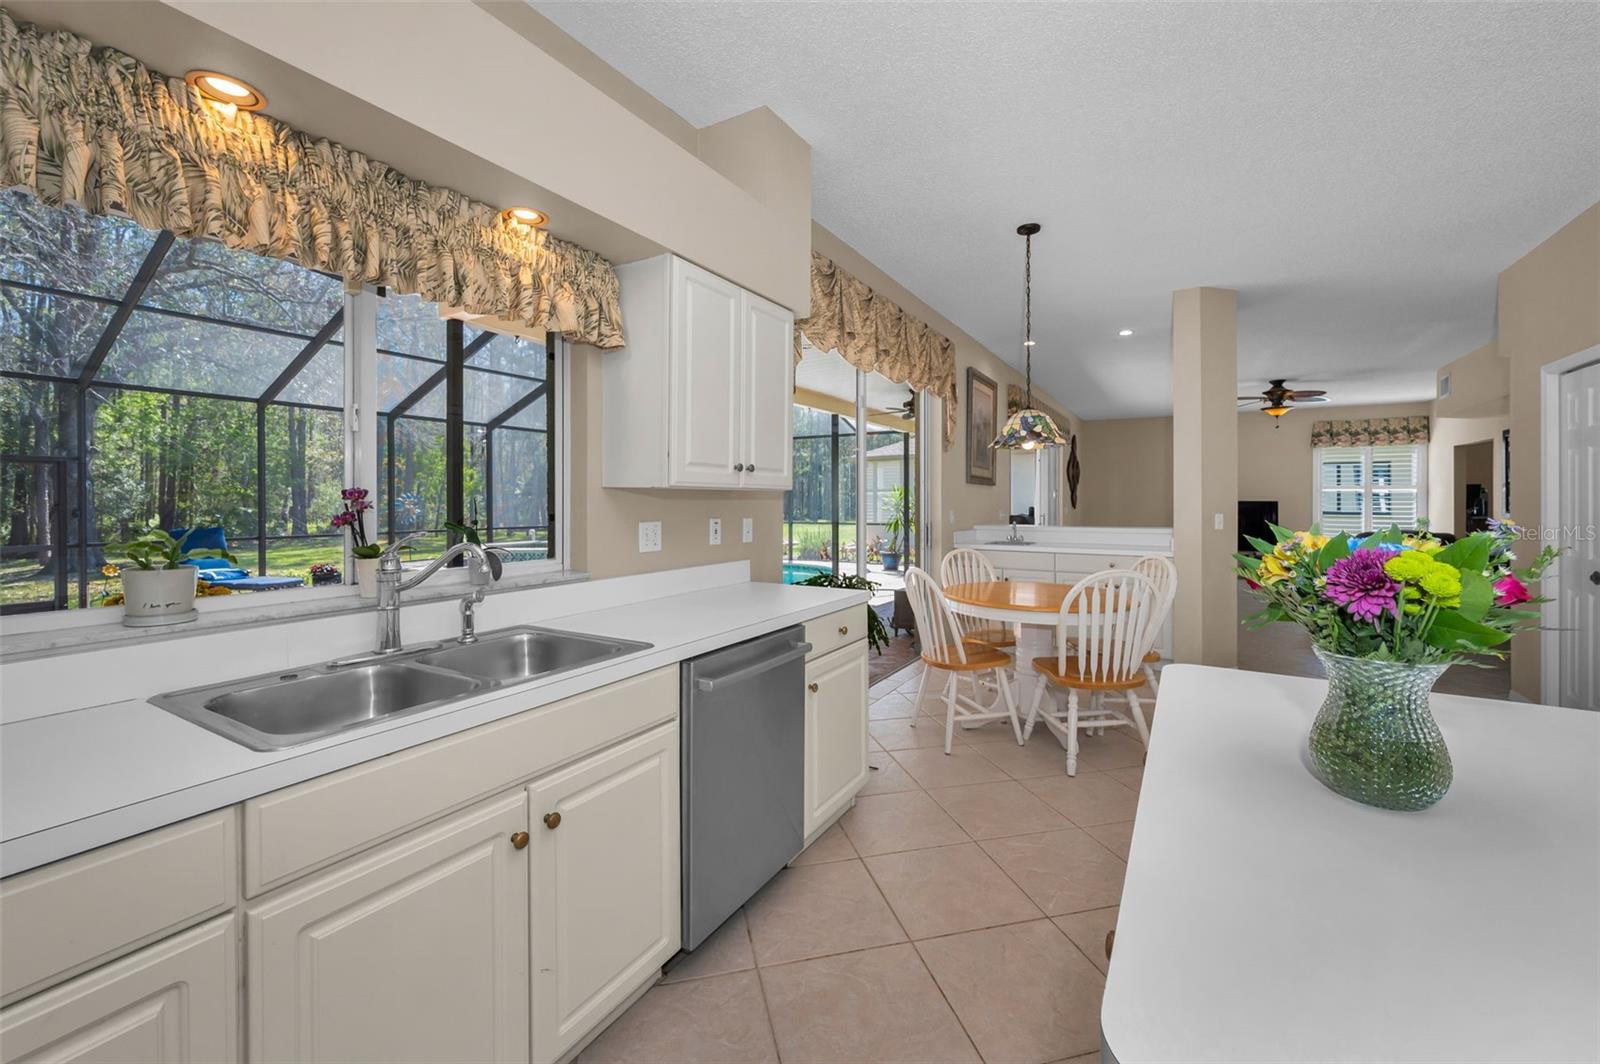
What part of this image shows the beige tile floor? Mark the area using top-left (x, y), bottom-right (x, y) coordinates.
top-left (578, 661), bottom-right (1139, 1064)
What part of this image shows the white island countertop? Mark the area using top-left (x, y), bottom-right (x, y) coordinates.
top-left (1, 577), bottom-right (867, 876)
top-left (1104, 665), bottom-right (1599, 1064)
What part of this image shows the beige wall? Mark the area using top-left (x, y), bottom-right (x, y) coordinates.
top-left (566, 348), bottom-right (784, 581)
top-left (1435, 342), bottom-right (1509, 418)
top-left (1502, 203), bottom-right (1600, 702)
top-left (1428, 413), bottom-right (1508, 534)
top-left (809, 223), bottom-right (1086, 561)
top-left (1074, 418), bottom-right (1174, 526)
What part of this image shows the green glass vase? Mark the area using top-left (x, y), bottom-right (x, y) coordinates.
top-left (1308, 648), bottom-right (1453, 812)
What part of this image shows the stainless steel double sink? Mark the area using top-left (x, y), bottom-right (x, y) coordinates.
top-left (152, 626), bottom-right (652, 751)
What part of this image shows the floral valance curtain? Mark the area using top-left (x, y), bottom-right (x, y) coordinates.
top-left (0, 10), bottom-right (624, 347)
top-left (1310, 416), bottom-right (1430, 448)
top-left (796, 252), bottom-right (958, 448)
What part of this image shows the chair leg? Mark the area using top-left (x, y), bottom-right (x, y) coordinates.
top-left (1125, 689), bottom-right (1150, 746)
top-left (996, 668), bottom-right (1023, 745)
top-left (1144, 662), bottom-right (1160, 694)
top-left (942, 675), bottom-right (958, 755)
top-left (910, 667), bottom-right (932, 729)
top-left (1065, 689), bottom-right (1081, 777)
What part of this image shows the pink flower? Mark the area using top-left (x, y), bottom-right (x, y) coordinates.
top-left (1493, 574), bottom-right (1532, 606)
top-left (341, 487), bottom-right (369, 501)
top-left (1323, 548), bottom-right (1401, 624)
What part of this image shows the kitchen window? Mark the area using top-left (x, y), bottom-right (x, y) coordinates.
top-left (0, 193), bottom-right (565, 617)
top-left (1314, 444), bottom-right (1428, 535)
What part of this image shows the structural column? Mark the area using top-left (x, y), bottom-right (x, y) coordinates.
top-left (1171, 287), bottom-right (1239, 666)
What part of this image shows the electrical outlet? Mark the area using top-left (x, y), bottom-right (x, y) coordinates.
top-left (709, 518), bottom-right (722, 546)
top-left (741, 517), bottom-right (754, 543)
top-left (638, 521), bottom-right (662, 553)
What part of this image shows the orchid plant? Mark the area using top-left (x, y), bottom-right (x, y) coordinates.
top-left (331, 487), bottom-right (380, 559)
top-left (1236, 519), bottom-right (1558, 664)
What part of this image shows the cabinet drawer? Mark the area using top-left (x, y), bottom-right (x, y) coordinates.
top-left (979, 549), bottom-right (1057, 572)
top-left (243, 666), bottom-right (678, 896)
top-left (999, 567), bottom-right (1056, 583)
top-left (804, 604), bottom-right (868, 660)
top-left (0, 914), bottom-right (238, 1064)
top-left (0, 809), bottom-right (237, 1006)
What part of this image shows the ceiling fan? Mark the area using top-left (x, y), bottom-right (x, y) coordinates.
top-left (1237, 379), bottom-right (1330, 420)
top-left (888, 389), bottom-right (916, 418)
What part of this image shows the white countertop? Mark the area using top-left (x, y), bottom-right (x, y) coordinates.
top-left (0, 579), bottom-right (868, 877)
top-left (1103, 666), bottom-right (1600, 1063)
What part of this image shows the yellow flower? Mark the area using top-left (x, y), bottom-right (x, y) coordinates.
top-left (1384, 552), bottom-right (1432, 582)
top-left (1419, 566), bottom-right (1461, 603)
top-left (100, 563), bottom-right (119, 577)
top-left (1257, 554), bottom-right (1295, 585)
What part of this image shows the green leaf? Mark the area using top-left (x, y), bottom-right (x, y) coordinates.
top-left (1266, 522), bottom-right (1295, 544)
top-left (1317, 533), bottom-right (1351, 570)
top-left (1456, 569), bottom-right (1493, 622)
top-left (1435, 534), bottom-right (1491, 575)
top-left (1424, 611), bottom-right (1511, 651)
top-left (1244, 535), bottom-right (1277, 557)
top-left (1372, 525), bottom-right (1405, 545)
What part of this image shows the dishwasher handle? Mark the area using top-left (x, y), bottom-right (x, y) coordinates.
top-left (694, 642), bottom-right (812, 692)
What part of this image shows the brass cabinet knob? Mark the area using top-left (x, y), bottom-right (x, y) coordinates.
top-left (510, 831), bottom-right (530, 850)
top-left (837, 625), bottom-right (849, 635)
top-left (808, 682), bottom-right (819, 693)
top-left (543, 812), bottom-right (562, 830)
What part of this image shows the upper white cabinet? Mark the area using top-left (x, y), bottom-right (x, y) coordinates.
top-left (605, 255), bottom-right (795, 490)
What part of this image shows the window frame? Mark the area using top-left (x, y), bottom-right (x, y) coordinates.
top-left (1, 208), bottom-right (571, 632)
top-left (1311, 443), bottom-right (1429, 534)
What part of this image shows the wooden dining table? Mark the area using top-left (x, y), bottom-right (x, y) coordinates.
top-left (943, 579), bottom-right (1076, 714)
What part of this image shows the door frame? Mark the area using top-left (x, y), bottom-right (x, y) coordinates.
top-left (1539, 343), bottom-right (1600, 706)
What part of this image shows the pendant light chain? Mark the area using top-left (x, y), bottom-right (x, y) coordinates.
top-left (1023, 229), bottom-right (1033, 408)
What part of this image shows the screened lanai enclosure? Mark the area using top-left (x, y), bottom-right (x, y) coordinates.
top-left (1, 191), bottom-right (554, 613)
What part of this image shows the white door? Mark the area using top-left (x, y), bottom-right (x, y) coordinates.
top-left (246, 792), bottom-right (530, 1064)
top-left (804, 642), bottom-right (870, 838)
top-left (527, 724), bottom-right (679, 1064)
top-left (741, 292), bottom-right (795, 490)
top-left (670, 259), bottom-right (742, 487)
top-left (1558, 360), bottom-right (1599, 710)
top-left (0, 916), bottom-right (237, 1064)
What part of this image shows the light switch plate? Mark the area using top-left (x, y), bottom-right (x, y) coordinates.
top-left (1213, 512), bottom-right (1226, 531)
top-left (638, 521), bottom-right (662, 553)
top-left (709, 518), bottom-right (722, 546)
top-left (741, 517), bottom-right (754, 543)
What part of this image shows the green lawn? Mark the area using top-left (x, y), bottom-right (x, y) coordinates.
top-left (0, 530), bottom-right (547, 609)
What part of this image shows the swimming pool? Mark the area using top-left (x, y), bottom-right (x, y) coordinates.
top-left (781, 561), bottom-right (831, 585)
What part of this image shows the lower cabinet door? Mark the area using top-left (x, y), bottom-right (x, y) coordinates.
top-left (804, 641), bottom-right (870, 838)
top-left (0, 914), bottom-right (237, 1064)
top-left (527, 723), bottom-right (679, 1064)
top-left (246, 791), bottom-right (530, 1064)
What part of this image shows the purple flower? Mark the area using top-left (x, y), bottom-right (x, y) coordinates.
top-left (341, 487), bottom-right (369, 501)
top-left (330, 511), bottom-right (354, 528)
top-left (1323, 548), bottom-right (1401, 623)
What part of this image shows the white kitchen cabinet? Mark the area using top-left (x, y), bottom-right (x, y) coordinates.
top-left (527, 723), bottom-right (679, 1064)
top-left (803, 641), bottom-right (870, 839)
top-left (0, 914), bottom-right (237, 1064)
top-left (604, 254), bottom-right (795, 490)
top-left (246, 791), bottom-right (530, 1064)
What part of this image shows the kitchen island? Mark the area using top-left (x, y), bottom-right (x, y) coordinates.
top-left (1103, 665), bottom-right (1599, 1063)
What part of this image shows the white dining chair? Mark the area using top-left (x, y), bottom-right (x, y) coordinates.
top-left (1131, 554), bottom-right (1178, 692)
top-left (1025, 569), bottom-right (1162, 775)
top-left (939, 548), bottom-right (1017, 652)
top-left (903, 567), bottom-right (1023, 753)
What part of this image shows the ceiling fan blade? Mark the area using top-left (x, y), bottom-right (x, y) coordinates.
top-left (1290, 395), bottom-right (1331, 404)
top-left (1237, 396), bottom-right (1264, 402)
top-left (1287, 389), bottom-right (1327, 399)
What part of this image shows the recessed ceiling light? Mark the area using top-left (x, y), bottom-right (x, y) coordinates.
top-left (502, 207), bottom-right (549, 228)
top-left (1118, 329), bottom-right (1134, 337)
top-left (185, 70), bottom-right (266, 111)
top-left (1022, 339), bottom-right (1036, 347)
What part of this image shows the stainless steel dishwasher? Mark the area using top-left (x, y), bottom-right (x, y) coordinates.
top-left (680, 626), bottom-right (811, 950)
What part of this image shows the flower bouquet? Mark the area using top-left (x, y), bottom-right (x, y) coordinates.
top-left (1237, 519), bottom-right (1557, 810)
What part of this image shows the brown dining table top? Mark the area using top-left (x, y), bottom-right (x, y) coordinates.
top-left (943, 580), bottom-right (1075, 613)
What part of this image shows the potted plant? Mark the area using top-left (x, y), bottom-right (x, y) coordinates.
top-left (332, 488), bottom-right (381, 598)
top-left (1237, 519), bottom-right (1557, 811)
top-left (309, 562), bottom-right (342, 587)
top-left (881, 487), bottom-right (913, 572)
top-left (107, 528), bottom-right (237, 627)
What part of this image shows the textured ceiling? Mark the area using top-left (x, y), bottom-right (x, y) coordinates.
top-left (535, 1), bottom-right (1599, 418)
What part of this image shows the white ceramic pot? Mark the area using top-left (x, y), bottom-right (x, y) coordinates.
top-left (355, 556), bottom-right (381, 600)
top-left (121, 567), bottom-right (199, 627)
